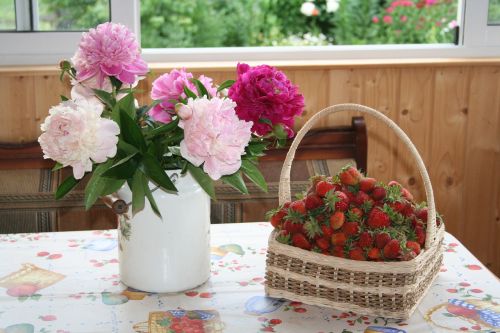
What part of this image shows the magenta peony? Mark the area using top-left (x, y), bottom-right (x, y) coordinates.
top-left (178, 97), bottom-right (252, 180)
top-left (38, 99), bottom-right (120, 179)
top-left (71, 22), bottom-right (148, 87)
top-left (228, 63), bottom-right (304, 137)
top-left (150, 69), bottom-right (217, 123)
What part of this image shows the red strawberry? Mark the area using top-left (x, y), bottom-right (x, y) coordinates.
top-left (333, 191), bottom-right (350, 212)
top-left (401, 187), bottom-right (414, 201)
top-left (406, 241), bottom-right (421, 255)
top-left (316, 237), bottom-right (330, 251)
top-left (388, 180), bottom-right (401, 188)
top-left (331, 232), bottom-right (347, 247)
top-left (305, 193), bottom-right (323, 210)
top-left (359, 177), bottom-right (376, 192)
top-left (283, 202), bottom-right (292, 209)
top-left (292, 233), bottom-right (312, 250)
top-left (342, 222), bottom-right (359, 236)
top-left (371, 186), bottom-right (386, 201)
top-left (339, 166), bottom-right (362, 186)
top-left (383, 239), bottom-right (401, 259)
top-left (375, 233), bottom-right (391, 249)
top-left (289, 200), bottom-right (307, 215)
top-left (402, 204), bottom-right (415, 217)
top-left (329, 211), bottom-right (345, 230)
top-left (367, 207), bottom-right (390, 228)
top-left (269, 209), bottom-right (286, 228)
top-left (354, 191), bottom-right (370, 206)
top-left (283, 220), bottom-right (304, 234)
top-left (321, 225), bottom-right (334, 238)
top-left (315, 181), bottom-right (335, 197)
top-left (415, 226), bottom-right (426, 246)
top-left (416, 207), bottom-right (428, 222)
top-left (390, 201), bottom-right (406, 213)
top-left (276, 230), bottom-right (291, 244)
top-left (350, 207), bottom-right (363, 219)
top-left (358, 232), bottom-right (373, 248)
top-left (367, 247), bottom-right (381, 260)
top-left (332, 245), bottom-right (345, 258)
top-left (349, 247), bottom-right (366, 261)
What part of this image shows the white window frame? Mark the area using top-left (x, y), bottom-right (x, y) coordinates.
top-left (0, 0), bottom-right (498, 66)
top-left (0, 0), bottom-right (139, 65)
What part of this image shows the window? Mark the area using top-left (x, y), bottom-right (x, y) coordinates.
top-left (0, 0), bottom-right (499, 65)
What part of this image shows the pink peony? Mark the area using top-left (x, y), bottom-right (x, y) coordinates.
top-left (383, 15), bottom-right (393, 24)
top-left (71, 22), bottom-right (148, 88)
top-left (178, 97), bottom-right (252, 180)
top-left (38, 99), bottom-right (120, 179)
top-left (228, 63), bottom-right (304, 137)
top-left (372, 16), bottom-right (380, 23)
top-left (150, 69), bottom-right (217, 123)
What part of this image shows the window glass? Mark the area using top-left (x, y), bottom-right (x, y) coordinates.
top-left (488, 0), bottom-right (500, 25)
top-left (140, 0), bottom-right (459, 48)
top-left (0, 0), bottom-right (15, 30)
top-left (37, 0), bottom-right (110, 31)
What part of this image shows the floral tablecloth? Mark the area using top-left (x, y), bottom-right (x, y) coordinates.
top-left (0, 222), bottom-right (498, 333)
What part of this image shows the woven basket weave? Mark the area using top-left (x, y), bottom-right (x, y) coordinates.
top-left (265, 103), bottom-right (445, 319)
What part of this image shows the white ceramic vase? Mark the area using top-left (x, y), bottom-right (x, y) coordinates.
top-left (115, 170), bottom-right (211, 293)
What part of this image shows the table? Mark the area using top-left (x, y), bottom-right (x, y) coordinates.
top-left (0, 222), bottom-right (498, 333)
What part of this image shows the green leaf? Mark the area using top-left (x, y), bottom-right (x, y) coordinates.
top-left (187, 163), bottom-right (216, 200)
top-left (109, 76), bottom-right (123, 91)
top-left (84, 161), bottom-right (125, 210)
top-left (60, 95), bottom-right (69, 102)
top-left (144, 178), bottom-right (161, 218)
top-left (117, 93), bottom-right (136, 119)
top-left (221, 171), bottom-right (248, 194)
top-left (241, 160), bottom-right (268, 192)
top-left (117, 139), bottom-right (140, 155)
top-left (55, 175), bottom-right (79, 200)
top-left (192, 78), bottom-right (210, 97)
top-left (145, 117), bottom-right (179, 138)
top-left (273, 123), bottom-right (288, 140)
top-left (130, 170), bottom-right (146, 215)
top-left (183, 85), bottom-right (197, 99)
top-left (140, 153), bottom-right (177, 192)
top-left (217, 79), bottom-right (235, 92)
top-left (259, 117), bottom-right (273, 126)
top-left (246, 141), bottom-right (268, 157)
top-left (120, 109), bottom-right (147, 152)
top-left (52, 162), bottom-right (64, 171)
top-left (102, 157), bottom-right (137, 179)
top-left (168, 146), bottom-right (181, 156)
top-left (93, 89), bottom-right (115, 108)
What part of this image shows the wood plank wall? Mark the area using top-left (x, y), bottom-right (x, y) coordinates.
top-left (0, 60), bottom-right (499, 276)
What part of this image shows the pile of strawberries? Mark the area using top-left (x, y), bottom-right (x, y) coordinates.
top-left (267, 165), bottom-right (442, 261)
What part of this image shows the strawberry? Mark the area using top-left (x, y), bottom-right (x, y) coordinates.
top-left (316, 237), bottom-right (331, 251)
top-left (269, 209), bottom-right (286, 229)
top-left (359, 177), bottom-right (376, 192)
top-left (283, 220), bottom-right (304, 234)
top-left (292, 233), bottom-right (312, 250)
top-left (339, 166), bottom-right (362, 186)
top-left (305, 193), bottom-right (323, 210)
top-left (402, 204), bottom-right (415, 217)
top-left (367, 247), bottom-right (381, 260)
top-left (416, 207), bottom-right (428, 222)
top-left (321, 225), bottom-right (334, 238)
top-left (343, 222), bottom-right (360, 236)
top-left (326, 191), bottom-right (350, 212)
top-left (332, 245), bottom-right (345, 258)
top-left (367, 207), bottom-right (390, 228)
top-left (401, 187), bottom-right (414, 201)
top-left (358, 232), bottom-right (373, 248)
top-left (390, 201), bottom-right (406, 213)
top-left (406, 241), bottom-right (421, 255)
top-left (315, 180), bottom-right (335, 197)
top-left (331, 232), bottom-right (347, 246)
top-left (375, 233), bottom-right (391, 249)
top-left (289, 200), bottom-right (307, 215)
top-left (371, 186), bottom-right (386, 201)
top-left (350, 207), bottom-right (363, 219)
top-left (415, 226), bottom-right (426, 246)
top-left (276, 230), bottom-right (291, 245)
top-left (329, 211), bottom-right (345, 230)
top-left (349, 247), bottom-right (366, 261)
top-left (353, 191), bottom-right (370, 206)
top-left (383, 239), bottom-right (401, 259)
top-left (388, 180), bottom-right (401, 188)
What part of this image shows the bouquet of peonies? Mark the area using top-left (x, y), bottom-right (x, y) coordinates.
top-left (38, 22), bottom-right (305, 216)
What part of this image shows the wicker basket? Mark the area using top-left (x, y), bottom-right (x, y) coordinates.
top-left (265, 103), bottom-right (445, 319)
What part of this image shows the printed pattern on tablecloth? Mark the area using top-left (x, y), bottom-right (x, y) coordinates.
top-left (0, 223), bottom-right (498, 333)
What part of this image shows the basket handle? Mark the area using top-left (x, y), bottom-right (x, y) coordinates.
top-left (278, 103), bottom-right (437, 250)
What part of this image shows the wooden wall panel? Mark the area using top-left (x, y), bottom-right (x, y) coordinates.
top-left (395, 68), bottom-right (435, 202)
top-left (462, 67), bottom-right (500, 274)
top-left (428, 67), bottom-right (469, 238)
top-left (1, 62), bottom-right (499, 276)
